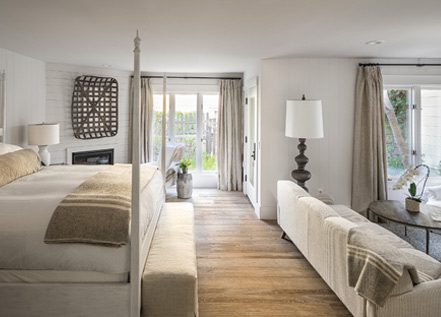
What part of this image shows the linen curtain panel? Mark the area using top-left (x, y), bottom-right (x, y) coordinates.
top-left (217, 79), bottom-right (243, 191)
top-left (351, 66), bottom-right (388, 212)
top-left (129, 78), bottom-right (154, 163)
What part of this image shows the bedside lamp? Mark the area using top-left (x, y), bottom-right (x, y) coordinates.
top-left (285, 95), bottom-right (324, 192)
top-left (28, 123), bottom-right (60, 166)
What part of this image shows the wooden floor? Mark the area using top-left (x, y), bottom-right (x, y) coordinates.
top-left (168, 189), bottom-right (351, 317)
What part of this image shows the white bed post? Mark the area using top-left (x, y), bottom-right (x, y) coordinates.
top-left (130, 31), bottom-right (142, 317)
top-left (161, 74), bottom-right (167, 178)
top-left (1, 71), bottom-right (6, 143)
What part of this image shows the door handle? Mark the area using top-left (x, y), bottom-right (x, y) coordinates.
top-left (251, 143), bottom-right (256, 161)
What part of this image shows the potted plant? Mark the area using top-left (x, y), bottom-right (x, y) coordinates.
top-left (405, 182), bottom-right (422, 213)
top-left (179, 159), bottom-right (192, 174)
top-left (393, 164), bottom-right (430, 213)
top-left (177, 159), bottom-right (193, 199)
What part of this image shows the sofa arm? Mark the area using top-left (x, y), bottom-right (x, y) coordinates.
top-left (277, 181), bottom-right (310, 255)
top-left (369, 278), bottom-right (441, 317)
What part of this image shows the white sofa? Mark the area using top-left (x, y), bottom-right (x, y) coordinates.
top-left (277, 180), bottom-right (441, 317)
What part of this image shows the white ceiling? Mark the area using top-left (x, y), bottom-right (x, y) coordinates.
top-left (0, 0), bottom-right (440, 72)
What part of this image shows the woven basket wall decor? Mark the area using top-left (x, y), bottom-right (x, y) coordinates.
top-left (71, 75), bottom-right (119, 139)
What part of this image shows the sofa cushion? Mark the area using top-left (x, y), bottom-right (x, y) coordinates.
top-left (354, 222), bottom-right (413, 249)
top-left (277, 180), bottom-right (310, 200)
top-left (299, 196), bottom-right (340, 220)
top-left (331, 204), bottom-right (369, 224)
top-left (299, 197), bottom-right (340, 278)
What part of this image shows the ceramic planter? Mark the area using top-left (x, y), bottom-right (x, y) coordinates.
top-left (405, 197), bottom-right (420, 213)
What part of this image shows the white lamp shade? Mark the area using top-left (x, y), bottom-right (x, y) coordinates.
top-left (285, 100), bottom-right (324, 138)
top-left (28, 123), bottom-right (60, 145)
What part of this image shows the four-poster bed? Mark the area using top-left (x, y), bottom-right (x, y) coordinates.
top-left (0, 34), bottom-right (198, 317)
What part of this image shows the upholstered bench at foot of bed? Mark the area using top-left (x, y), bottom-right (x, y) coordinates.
top-left (142, 202), bottom-right (198, 317)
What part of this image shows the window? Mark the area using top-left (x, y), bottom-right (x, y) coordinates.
top-left (384, 88), bottom-right (412, 177)
top-left (153, 93), bottom-right (219, 173)
top-left (421, 89), bottom-right (441, 175)
top-left (152, 94), bottom-right (169, 162)
top-left (384, 86), bottom-right (441, 178)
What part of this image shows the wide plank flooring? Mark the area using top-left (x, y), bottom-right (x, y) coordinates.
top-left (168, 189), bottom-right (351, 317)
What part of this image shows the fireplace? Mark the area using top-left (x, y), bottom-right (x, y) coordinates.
top-left (72, 148), bottom-right (114, 165)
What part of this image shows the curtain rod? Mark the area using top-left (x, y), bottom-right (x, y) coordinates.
top-left (359, 63), bottom-right (441, 67)
top-left (130, 75), bottom-right (242, 80)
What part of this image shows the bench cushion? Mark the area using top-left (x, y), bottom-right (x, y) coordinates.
top-left (142, 202), bottom-right (198, 317)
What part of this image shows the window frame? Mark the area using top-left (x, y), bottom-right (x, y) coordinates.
top-left (383, 84), bottom-right (441, 179)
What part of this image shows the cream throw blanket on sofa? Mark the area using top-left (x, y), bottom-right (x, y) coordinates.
top-left (45, 164), bottom-right (157, 246)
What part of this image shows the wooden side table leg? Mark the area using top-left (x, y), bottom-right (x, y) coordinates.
top-left (426, 229), bottom-right (430, 254)
top-left (404, 225), bottom-right (407, 237)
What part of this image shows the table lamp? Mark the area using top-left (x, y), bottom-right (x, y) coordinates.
top-left (285, 95), bottom-right (324, 191)
top-left (28, 123), bottom-right (60, 166)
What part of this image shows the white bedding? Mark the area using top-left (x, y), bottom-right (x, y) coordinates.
top-left (0, 165), bottom-right (164, 276)
top-left (0, 270), bottom-right (128, 283)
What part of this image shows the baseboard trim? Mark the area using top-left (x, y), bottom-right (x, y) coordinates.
top-left (258, 205), bottom-right (277, 220)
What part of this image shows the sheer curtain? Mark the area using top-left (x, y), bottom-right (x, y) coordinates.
top-left (129, 78), bottom-right (153, 163)
top-left (351, 66), bottom-right (388, 212)
top-left (217, 79), bottom-right (243, 191)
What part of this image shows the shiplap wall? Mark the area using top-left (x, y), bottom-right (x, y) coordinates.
top-left (46, 63), bottom-right (131, 164)
top-left (0, 48), bottom-right (46, 145)
top-left (258, 58), bottom-right (358, 219)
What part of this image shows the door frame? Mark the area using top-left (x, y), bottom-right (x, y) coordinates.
top-left (243, 77), bottom-right (259, 209)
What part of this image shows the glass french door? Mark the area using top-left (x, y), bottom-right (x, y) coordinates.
top-left (201, 95), bottom-right (218, 172)
top-left (174, 94), bottom-right (198, 170)
top-left (245, 85), bottom-right (258, 207)
top-left (153, 93), bottom-right (219, 174)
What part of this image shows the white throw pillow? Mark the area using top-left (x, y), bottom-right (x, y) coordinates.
top-left (0, 143), bottom-right (23, 155)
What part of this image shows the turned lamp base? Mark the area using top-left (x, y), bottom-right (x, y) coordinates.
top-left (291, 138), bottom-right (311, 192)
top-left (38, 145), bottom-right (51, 166)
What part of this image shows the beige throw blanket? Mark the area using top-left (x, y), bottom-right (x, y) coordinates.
top-left (45, 164), bottom-right (158, 247)
top-left (347, 223), bottom-right (441, 307)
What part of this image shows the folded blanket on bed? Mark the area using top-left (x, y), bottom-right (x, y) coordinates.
top-left (347, 223), bottom-right (441, 307)
top-left (44, 164), bottom-right (158, 246)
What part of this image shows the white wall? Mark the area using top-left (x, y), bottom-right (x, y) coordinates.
top-left (258, 58), bottom-right (358, 219)
top-left (0, 48), bottom-right (46, 145)
top-left (46, 63), bottom-right (131, 164)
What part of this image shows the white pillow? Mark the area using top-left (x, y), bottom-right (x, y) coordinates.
top-left (0, 143), bottom-right (23, 155)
